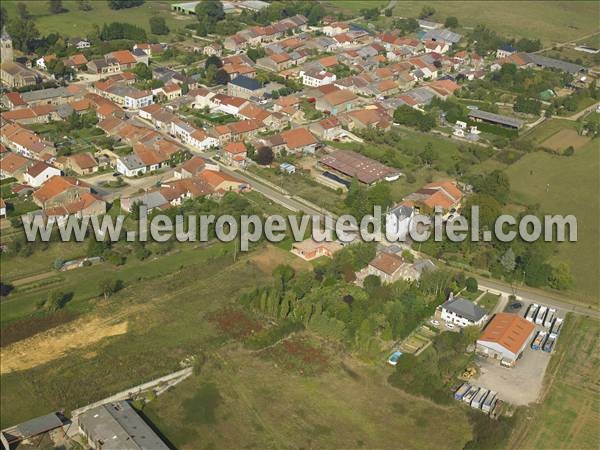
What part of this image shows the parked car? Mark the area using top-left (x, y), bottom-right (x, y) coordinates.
top-left (508, 302), bottom-right (523, 311)
top-left (430, 319), bottom-right (440, 326)
top-left (445, 323), bottom-right (456, 330)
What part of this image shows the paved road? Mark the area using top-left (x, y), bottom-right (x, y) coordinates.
top-left (476, 277), bottom-right (600, 319)
top-left (552, 101), bottom-right (600, 121)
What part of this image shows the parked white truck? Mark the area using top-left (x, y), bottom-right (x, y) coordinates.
top-left (525, 303), bottom-right (538, 322)
top-left (544, 308), bottom-right (556, 328)
top-left (535, 305), bottom-right (548, 325)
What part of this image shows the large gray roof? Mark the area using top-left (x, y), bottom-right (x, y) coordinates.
top-left (442, 297), bottom-right (487, 322)
top-left (468, 109), bottom-right (524, 128)
top-left (524, 53), bottom-right (585, 74)
top-left (422, 28), bottom-right (462, 44)
top-left (79, 401), bottom-right (168, 450)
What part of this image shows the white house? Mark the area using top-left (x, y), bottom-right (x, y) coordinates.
top-left (440, 294), bottom-right (488, 327)
top-left (171, 119), bottom-right (195, 144)
top-left (24, 162), bottom-right (61, 187)
top-left (123, 91), bottom-right (153, 110)
top-left (300, 69), bottom-right (337, 87)
top-left (0, 198), bottom-right (6, 218)
top-left (385, 203), bottom-right (415, 241)
top-left (116, 154), bottom-right (146, 177)
top-left (189, 129), bottom-right (218, 150)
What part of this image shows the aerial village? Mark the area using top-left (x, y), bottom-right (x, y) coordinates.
top-left (0, 1), bottom-right (598, 448)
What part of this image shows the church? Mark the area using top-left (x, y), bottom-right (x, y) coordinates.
top-left (1, 27), bottom-right (39, 88)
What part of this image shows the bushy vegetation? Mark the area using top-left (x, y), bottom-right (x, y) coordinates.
top-left (388, 327), bottom-right (479, 404)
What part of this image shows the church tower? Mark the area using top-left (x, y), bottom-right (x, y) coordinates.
top-left (1, 27), bottom-right (14, 63)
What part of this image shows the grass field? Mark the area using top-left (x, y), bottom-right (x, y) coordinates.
top-left (540, 128), bottom-right (591, 152)
top-left (389, 1), bottom-right (600, 45)
top-left (0, 242), bottom-right (301, 427)
top-left (2, 0), bottom-right (195, 39)
top-left (510, 315), bottom-right (600, 449)
top-left (321, 1), bottom-right (388, 14)
top-left (505, 140), bottom-right (599, 302)
top-left (142, 339), bottom-right (472, 449)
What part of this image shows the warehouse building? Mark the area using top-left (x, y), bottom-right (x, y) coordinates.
top-left (476, 313), bottom-right (535, 366)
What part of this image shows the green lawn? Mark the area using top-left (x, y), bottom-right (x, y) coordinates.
top-left (505, 140), bottom-right (599, 302)
top-left (477, 292), bottom-right (500, 313)
top-left (2, 0), bottom-right (195, 39)
top-left (390, 1), bottom-right (600, 45)
top-left (511, 315), bottom-right (600, 449)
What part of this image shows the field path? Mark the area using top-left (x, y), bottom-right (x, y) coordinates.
top-left (10, 271), bottom-right (57, 287)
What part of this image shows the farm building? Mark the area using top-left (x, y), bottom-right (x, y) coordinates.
top-left (468, 110), bottom-right (524, 130)
top-left (318, 150), bottom-right (400, 185)
top-left (476, 313), bottom-right (535, 366)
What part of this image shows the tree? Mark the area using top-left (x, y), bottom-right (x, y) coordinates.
top-left (99, 278), bottom-right (124, 300)
top-left (195, 0), bottom-right (225, 30)
top-left (363, 275), bottom-right (381, 293)
top-left (307, 4), bottom-right (325, 26)
top-left (500, 248), bottom-right (516, 274)
top-left (215, 68), bottom-right (230, 85)
top-left (42, 290), bottom-right (71, 312)
top-left (465, 277), bottom-right (478, 293)
top-left (149, 16), bottom-right (169, 35)
top-left (384, 7), bottom-right (392, 17)
top-left (255, 146), bottom-right (274, 165)
top-left (360, 7), bottom-right (380, 20)
top-left (205, 55), bottom-right (222, 70)
top-left (548, 263), bottom-right (572, 290)
top-left (444, 16), bottom-right (459, 28)
top-left (132, 62), bottom-right (152, 80)
top-left (0, 6), bottom-right (7, 30)
top-left (107, 0), bottom-right (144, 10)
top-left (16, 2), bottom-right (29, 20)
top-left (7, 17), bottom-right (40, 53)
top-left (462, 194), bottom-right (502, 231)
top-left (76, 0), bottom-right (93, 11)
top-left (419, 6), bottom-right (435, 19)
top-left (48, 0), bottom-right (65, 14)
top-left (246, 46), bottom-right (265, 62)
top-left (273, 264), bottom-right (295, 290)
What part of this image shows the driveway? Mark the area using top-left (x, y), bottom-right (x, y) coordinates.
top-left (474, 344), bottom-right (551, 405)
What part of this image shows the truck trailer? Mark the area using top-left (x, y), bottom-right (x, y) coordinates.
top-left (471, 388), bottom-right (489, 409)
top-left (543, 336), bottom-right (556, 353)
top-left (463, 386), bottom-right (479, 404)
top-left (531, 331), bottom-right (547, 350)
top-left (544, 309), bottom-right (556, 328)
top-left (550, 317), bottom-right (563, 338)
top-left (481, 391), bottom-right (497, 413)
top-left (525, 303), bottom-right (538, 322)
top-left (535, 306), bottom-right (548, 325)
top-left (454, 383), bottom-right (471, 401)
